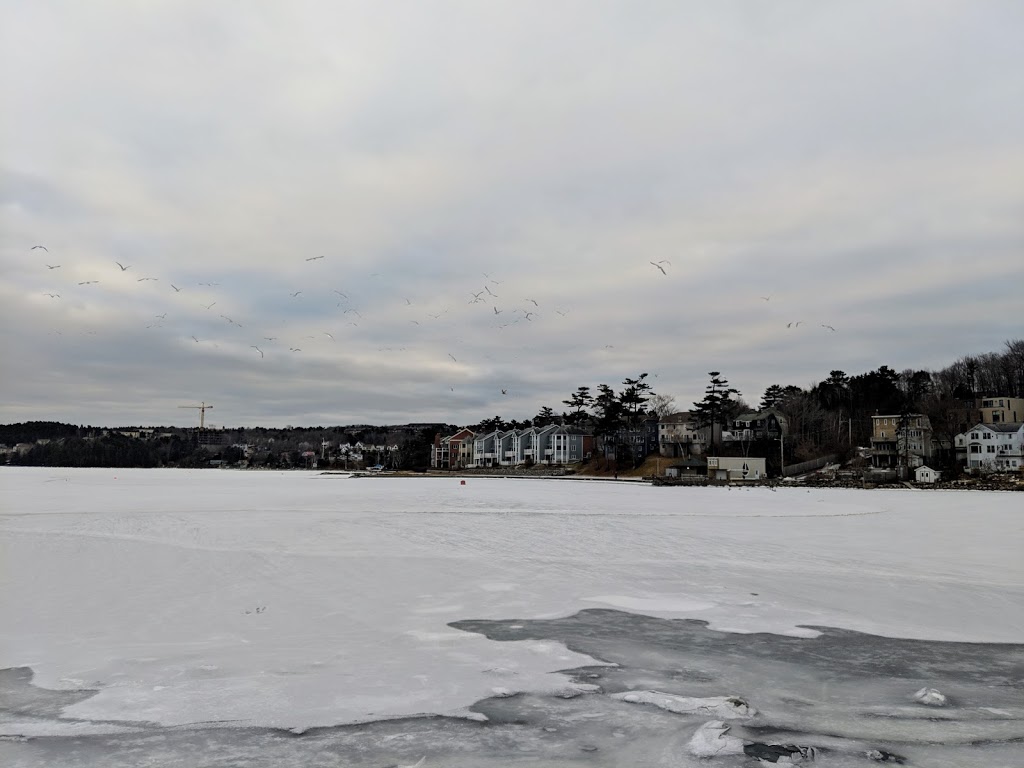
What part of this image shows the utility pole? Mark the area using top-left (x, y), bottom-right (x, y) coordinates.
top-left (779, 433), bottom-right (785, 478)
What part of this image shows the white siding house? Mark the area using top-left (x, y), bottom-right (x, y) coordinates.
top-left (955, 422), bottom-right (1024, 472)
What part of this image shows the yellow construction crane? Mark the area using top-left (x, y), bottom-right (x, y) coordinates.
top-left (178, 401), bottom-right (213, 429)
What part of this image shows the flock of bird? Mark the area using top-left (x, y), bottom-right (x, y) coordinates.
top-left (27, 246), bottom-right (588, 396)
top-left (27, 244), bottom-right (839, 399)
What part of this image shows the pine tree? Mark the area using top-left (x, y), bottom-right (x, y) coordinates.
top-left (562, 386), bottom-right (593, 426)
top-left (690, 372), bottom-right (741, 451)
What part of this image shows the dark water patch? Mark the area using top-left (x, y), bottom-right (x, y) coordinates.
top-left (451, 609), bottom-right (1024, 762)
top-left (3, 610), bottom-right (1024, 766)
top-left (450, 609), bottom-right (1024, 687)
top-left (0, 668), bottom-right (99, 720)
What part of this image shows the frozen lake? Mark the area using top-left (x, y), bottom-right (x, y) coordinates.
top-left (1, 468), bottom-right (1022, 766)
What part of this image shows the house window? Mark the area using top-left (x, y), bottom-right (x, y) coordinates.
top-left (970, 445), bottom-right (981, 453)
top-left (987, 445), bottom-right (996, 453)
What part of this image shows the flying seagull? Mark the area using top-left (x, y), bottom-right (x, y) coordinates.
top-left (32, 245), bottom-right (48, 251)
top-left (289, 347), bottom-right (301, 352)
top-left (760, 296), bottom-right (771, 301)
top-left (501, 388), bottom-right (507, 395)
top-left (333, 290), bottom-right (348, 299)
top-left (323, 332), bottom-right (334, 340)
top-left (137, 277), bottom-right (158, 282)
top-left (78, 280), bottom-right (99, 285)
top-left (493, 306), bottom-right (502, 315)
top-left (305, 255), bottom-right (325, 261)
top-left (115, 262), bottom-right (130, 271)
top-left (448, 353), bottom-right (457, 362)
top-left (485, 285), bottom-right (497, 297)
top-left (525, 298), bottom-right (539, 306)
top-left (154, 313), bottom-right (167, 320)
top-left (250, 345), bottom-right (264, 358)
top-left (44, 293), bottom-right (60, 298)
top-left (786, 321), bottom-right (804, 328)
top-left (290, 291), bottom-right (303, 297)
top-left (821, 324), bottom-right (837, 332)
top-left (201, 301), bottom-right (216, 310)
top-left (263, 336), bottom-right (277, 341)
top-left (410, 320), bottom-right (420, 325)
top-left (171, 284), bottom-right (182, 292)
top-left (649, 261), bottom-right (667, 275)
top-left (191, 336), bottom-right (199, 342)
top-left (46, 264), bottom-right (61, 270)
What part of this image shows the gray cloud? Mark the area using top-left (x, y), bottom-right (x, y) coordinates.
top-left (2, 1), bottom-right (1022, 427)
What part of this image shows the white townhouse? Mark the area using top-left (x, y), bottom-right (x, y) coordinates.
top-left (496, 429), bottom-right (518, 466)
top-left (955, 422), bottom-right (1024, 472)
top-left (461, 425), bottom-right (593, 468)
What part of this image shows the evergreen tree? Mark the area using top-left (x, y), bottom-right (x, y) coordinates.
top-left (618, 373), bottom-right (653, 431)
top-left (690, 372), bottom-right (741, 451)
top-left (533, 406), bottom-right (557, 428)
top-left (760, 384), bottom-right (786, 410)
top-left (562, 386), bottom-right (593, 426)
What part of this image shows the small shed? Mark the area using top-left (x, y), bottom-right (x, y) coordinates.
top-left (914, 465), bottom-right (941, 484)
top-left (665, 458), bottom-right (706, 478)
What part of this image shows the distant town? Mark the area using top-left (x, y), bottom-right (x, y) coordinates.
top-left (4, 339), bottom-right (1022, 488)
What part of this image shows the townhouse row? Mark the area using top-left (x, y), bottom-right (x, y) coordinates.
top-left (431, 425), bottom-right (594, 469)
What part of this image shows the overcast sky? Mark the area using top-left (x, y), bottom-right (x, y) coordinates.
top-left (2, 1), bottom-right (1022, 428)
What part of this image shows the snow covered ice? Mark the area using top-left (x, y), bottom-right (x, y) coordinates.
top-left (1, 468), bottom-right (1022, 766)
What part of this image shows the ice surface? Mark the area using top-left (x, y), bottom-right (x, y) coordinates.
top-left (2, 468), bottom-right (1023, 765)
top-left (611, 690), bottom-right (755, 718)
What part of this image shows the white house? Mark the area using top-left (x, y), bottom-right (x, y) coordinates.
top-left (955, 422), bottom-right (1024, 472)
top-left (658, 411), bottom-right (706, 457)
top-left (914, 465), bottom-right (941, 484)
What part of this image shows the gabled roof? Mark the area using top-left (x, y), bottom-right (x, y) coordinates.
top-left (735, 408), bottom-right (787, 423)
top-left (966, 422), bottom-right (1023, 434)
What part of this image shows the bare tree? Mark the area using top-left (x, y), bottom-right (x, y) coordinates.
top-left (648, 393), bottom-right (676, 420)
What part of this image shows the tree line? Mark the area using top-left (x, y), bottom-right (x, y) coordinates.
top-left (4, 339), bottom-right (1020, 470)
